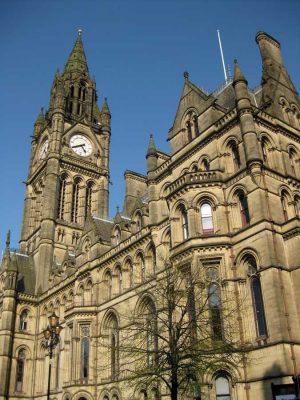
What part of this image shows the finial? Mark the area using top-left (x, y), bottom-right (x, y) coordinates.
top-left (41, 107), bottom-right (44, 113)
top-left (78, 28), bottom-right (83, 37)
top-left (116, 205), bottom-right (119, 213)
top-left (234, 59), bottom-right (238, 64)
top-left (183, 71), bottom-right (189, 80)
top-left (6, 230), bottom-right (11, 249)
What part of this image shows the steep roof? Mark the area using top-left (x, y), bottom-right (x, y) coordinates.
top-left (63, 32), bottom-right (89, 78)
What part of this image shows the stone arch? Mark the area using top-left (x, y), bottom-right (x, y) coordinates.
top-left (72, 391), bottom-right (94, 400)
top-left (103, 268), bottom-right (113, 300)
top-left (182, 107), bottom-right (200, 141)
top-left (287, 144), bottom-right (299, 177)
top-left (98, 390), bottom-right (110, 400)
top-left (199, 154), bottom-right (210, 171)
top-left (62, 392), bottom-right (72, 400)
top-left (123, 256), bottom-right (134, 289)
top-left (101, 310), bottom-right (120, 381)
top-left (259, 132), bottom-right (276, 167)
top-left (15, 344), bottom-right (31, 358)
top-left (84, 278), bottom-right (93, 304)
top-left (235, 248), bottom-right (261, 274)
top-left (145, 242), bottom-right (156, 276)
top-left (135, 293), bottom-right (156, 316)
top-left (134, 250), bottom-right (146, 283)
top-left (279, 187), bottom-right (293, 222)
top-left (223, 136), bottom-right (242, 172)
top-left (189, 161), bottom-right (199, 172)
top-left (113, 263), bottom-right (123, 295)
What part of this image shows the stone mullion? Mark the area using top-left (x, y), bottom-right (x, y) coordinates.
top-left (64, 182), bottom-right (73, 222)
top-left (91, 187), bottom-right (97, 214)
top-left (78, 184), bottom-right (86, 225)
top-left (187, 206), bottom-right (197, 238)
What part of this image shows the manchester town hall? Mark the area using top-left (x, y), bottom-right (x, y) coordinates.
top-left (0, 31), bottom-right (300, 400)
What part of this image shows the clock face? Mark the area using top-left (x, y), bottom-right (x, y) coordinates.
top-left (39, 139), bottom-right (49, 160)
top-left (70, 134), bottom-right (92, 157)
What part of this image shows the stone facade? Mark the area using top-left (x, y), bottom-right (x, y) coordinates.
top-left (0, 31), bottom-right (300, 400)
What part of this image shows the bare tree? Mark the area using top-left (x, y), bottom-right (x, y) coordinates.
top-left (113, 262), bottom-right (245, 400)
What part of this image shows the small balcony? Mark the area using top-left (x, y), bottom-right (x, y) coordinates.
top-left (167, 170), bottom-right (222, 198)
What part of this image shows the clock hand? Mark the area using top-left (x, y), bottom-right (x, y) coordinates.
top-left (72, 144), bottom-right (85, 149)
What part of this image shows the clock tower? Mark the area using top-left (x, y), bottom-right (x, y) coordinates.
top-left (19, 32), bottom-right (111, 292)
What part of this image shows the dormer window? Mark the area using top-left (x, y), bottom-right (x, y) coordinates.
top-left (115, 228), bottom-right (121, 245)
top-left (184, 110), bottom-right (199, 142)
top-left (229, 140), bottom-right (241, 169)
top-left (135, 212), bottom-right (143, 231)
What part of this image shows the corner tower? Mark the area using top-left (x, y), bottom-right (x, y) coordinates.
top-left (19, 32), bottom-right (111, 292)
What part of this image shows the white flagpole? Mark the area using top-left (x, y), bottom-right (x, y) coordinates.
top-left (217, 29), bottom-right (228, 81)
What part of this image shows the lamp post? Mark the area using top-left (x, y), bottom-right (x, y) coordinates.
top-left (43, 312), bottom-right (62, 400)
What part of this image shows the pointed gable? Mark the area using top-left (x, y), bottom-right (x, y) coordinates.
top-left (169, 76), bottom-right (220, 154)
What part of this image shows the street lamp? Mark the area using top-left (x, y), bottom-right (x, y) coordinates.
top-left (43, 312), bottom-right (62, 400)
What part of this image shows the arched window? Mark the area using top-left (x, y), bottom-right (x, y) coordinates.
top-left (105, 271), bottom-right (112, 299)
top-left (215, 373), bottom-right (231, 399)
top-left (116, 266), bottom-right (122, 294)
top-left (201, 159), bottom-right (210, 171)
top-left (200, 202), bottom-right (214, 234)
top-left (139, 299), bottom-right (157, 369)
top-left (180, 206), bottom-right (189, 240)
top-left (80, 327), bottom-right (90, 382)
top-left (137, 253), bottom-right (145, 282)
top-left (281, 191), bottom-right (289, 222)
top-left (247, 256), bottom-right (267, 337)
top-left (20, 310), bottom-right (28, 331)
top-left (105, 314), bottom-right (119, 380)
top-left (208, 283), bottom-right (222, 340)
top-left (71, 179), bottom-right (80, 223)
top-left (111, 330), bottom-right (117, 379)
top-left (186, 120), bottom-right (192, 142)
top-left (229, 141), bottom-right (241, 169)
top-left (85, 182), bottom-right (93, 219)
top-left (16, 349), bottom-right (26, 391)
top-left (192, 164), bottom-right (199, 172)
top-left (193, 115), bottom-right (200, 136)
top-left (125, 260), bottom-right (134, 288)
top-left (238, 191), bottom-right (250, 226)
top-left (58, 175), bottom-right (67, 220)
top-left (149, 245), bottom-right (156, 274)
top-left (288, 148), bottom-right (296, 174)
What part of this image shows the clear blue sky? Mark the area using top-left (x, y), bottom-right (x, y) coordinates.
top-left (0, 0), bottom-right (299, 251)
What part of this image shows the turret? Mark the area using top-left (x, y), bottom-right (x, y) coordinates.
top-left (146, 134), bottom-right (158, 173)
top-left (233, 60), bottom-right (262, 168)
top-left (34, 108), bottom-right (45, 137)
top-left (256, 31), bottom-right (300, 123)
top-left (0, 232), bottom-right (18, 400)
top-left (100, 97), bottom-right (111, 130)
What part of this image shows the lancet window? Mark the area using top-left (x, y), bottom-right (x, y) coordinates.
top-left (200, 202), bottom-right (214, 234)
top-left (71, 179), bottom-right (80, 223)
top-left (80, 326), bottom-right (90, 382)
top-left (247, 256), bottom-right (267, 337)
top-left (16, 349), bottom-right (26, 392)
top-left (237, 191), bottom-right (250, 226)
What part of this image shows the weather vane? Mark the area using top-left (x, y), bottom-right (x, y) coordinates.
top-left (78, 28), bottom-right (83, 37)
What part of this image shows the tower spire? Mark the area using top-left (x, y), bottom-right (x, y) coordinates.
top-left (63, 31), bottom-right (89, 77)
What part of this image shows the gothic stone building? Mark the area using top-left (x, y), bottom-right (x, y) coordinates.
top-left (0, 31), bottom-right (300, 400)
